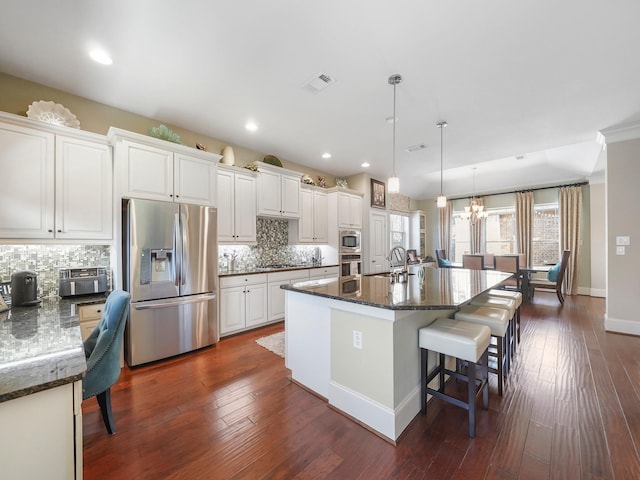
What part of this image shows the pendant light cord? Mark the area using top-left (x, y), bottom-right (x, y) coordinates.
top-left (440, 125), bottom-right (443, 194)
top-left (392, 81), bottom-right (397, 177)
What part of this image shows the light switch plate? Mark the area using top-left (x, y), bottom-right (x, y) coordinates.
top-left (616, 236), bottom-right (630, 246)
top-left (616, 246), bottom-right (625, 255)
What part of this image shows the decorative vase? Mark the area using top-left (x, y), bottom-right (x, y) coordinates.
top-left (221, 146), bottom-right (235, 165)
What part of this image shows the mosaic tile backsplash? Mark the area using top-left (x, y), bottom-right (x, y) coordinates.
top-left (0, 245), bottom-right (112, 298)
top-left (218, 217), bottom-right (323, 271)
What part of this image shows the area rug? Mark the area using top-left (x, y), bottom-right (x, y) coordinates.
top-left (255, 331), bottom-right (284, 358)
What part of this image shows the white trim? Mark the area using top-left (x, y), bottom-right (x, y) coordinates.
top-left (604, 314), bottom-right (640, 336)
top-left (590, 288), bottom-right (606, 298)
top-left (600, 122), bottom-right (640, 143)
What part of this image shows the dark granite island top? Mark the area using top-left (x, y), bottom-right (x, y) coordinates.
top-left (0, 296), bottom-right (103, 403)
top-left (282, 268), bottom-right (513, 310)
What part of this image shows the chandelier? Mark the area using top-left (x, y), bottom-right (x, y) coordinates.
top-left (436, 121), bottom-right (447, 208)
top-left (463, 168), bottom-right (487, 224)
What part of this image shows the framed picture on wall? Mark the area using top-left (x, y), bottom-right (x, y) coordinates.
top-left (371, 178), bottom-right (386, 209)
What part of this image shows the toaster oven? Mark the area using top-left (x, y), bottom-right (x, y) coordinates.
top-left (59, 267), bottom-right (108, 297)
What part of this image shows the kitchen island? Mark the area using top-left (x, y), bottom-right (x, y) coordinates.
top-left (283, 268), bottom-right (512, 442)
top-left (0, 296), bottom-right (96, 480)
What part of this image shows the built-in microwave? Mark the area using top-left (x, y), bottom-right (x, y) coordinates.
top-left (340, 230), bottom-right (361, 253)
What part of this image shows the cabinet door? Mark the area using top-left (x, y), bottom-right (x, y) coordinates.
top-left (216, 169), bottom-right (235, 242)
top-left (245, 283), bottom-right (268, 327)
top-left (350, 195), bottom-right (363, 229)
top-left (337, 193), bottom-right (352, 229)
top-left (297, 188), bottom-right (314, 243)
top-left (313, 190), bottom-right (328, 242)
top-left (0, 122), bottom-right (54, 238)
top-left (122, 140), bottom-right (174, 201)
top-left (220, 286), bottom-right (246, 335)
top-left (55, 136), bottom-right (112, 240)
top-left (257, 169), bottom-right (281, 216)
top-left (233, 173), bottom-right (257, 243)
top-left (268, 280), bottom-right (289, 321)
top-left (174, 152), bottom-right (216, 206)
top-left (281, 174), bottom-right (300, 218)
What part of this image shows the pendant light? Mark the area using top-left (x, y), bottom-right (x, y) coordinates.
top-left (387, 74), bottom-right (402, 194)
top-left (436, 121), bottom-right (447, 208)
top-left (463, 167), bottom-right (488, 224)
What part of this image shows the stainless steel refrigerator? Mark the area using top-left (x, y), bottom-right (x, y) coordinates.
top-left (123, 198), bottom-right (218, 366)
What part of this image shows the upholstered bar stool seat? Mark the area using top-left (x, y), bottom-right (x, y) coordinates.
top-left (488, 289), bottom-right (523, 345)
top-left (455, 305), bottom-right (510, 396)
top-left (419, 317), bottom-right (491, 438)
top-left (471, 293), bottom-right (518, 359)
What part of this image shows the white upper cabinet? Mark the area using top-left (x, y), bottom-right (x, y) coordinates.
top-left (290, 186), bottom-right (328, 244)
top-left (217, 165), bottom-right (257, 243)
top-left (256, 163), bottom-right (300, 218)
top-left (0, 113), bottom-right (112, 240)
top-left (337, 191), bottom-right (363, 229)
top-left (108, 128), bottom-right (220, 206)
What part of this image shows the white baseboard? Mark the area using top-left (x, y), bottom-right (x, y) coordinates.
top-left (604, 314), bottom-right (640, 336)
top-left (590, 288), bottom-right (606, 298)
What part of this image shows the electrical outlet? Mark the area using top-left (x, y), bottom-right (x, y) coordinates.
top-left (353, 330), bottom-right (362, 349)
top-left (616, 236), bottom-right (631, 246)
top-left (616, 246), bottom-right (625, 255)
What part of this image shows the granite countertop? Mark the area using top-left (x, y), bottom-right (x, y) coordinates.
top-left (282, 268), bottom-right (513, 311)
top-left (0, 294), bottom-right (106, 403)
top-left (219, 264), bottom-right (339, 277)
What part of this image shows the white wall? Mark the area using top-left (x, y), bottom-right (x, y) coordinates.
top-left (589, 180), bottom-right (606, 297)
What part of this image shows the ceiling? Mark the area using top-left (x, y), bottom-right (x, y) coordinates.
top-left (2, 1), bottom-right (639, 200)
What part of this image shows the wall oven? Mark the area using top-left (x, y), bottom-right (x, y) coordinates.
top-left (340, 230), bottom-right (361, 253)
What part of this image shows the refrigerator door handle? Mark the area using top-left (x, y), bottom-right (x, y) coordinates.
top-left (173, 213), bottom-right (181, 287)
top-left (134, 293), bottom-right (217, 310)
top-left (180, 211), bottom-right (188, 286)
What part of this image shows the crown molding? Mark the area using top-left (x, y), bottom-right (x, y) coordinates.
top-left (600, 121), bottom-right (640, 143)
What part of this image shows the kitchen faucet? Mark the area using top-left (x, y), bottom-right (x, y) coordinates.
top-left (388, 246), bottom-right (407, 272)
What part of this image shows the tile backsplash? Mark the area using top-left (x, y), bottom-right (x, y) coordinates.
top-left (218, 218), bottom-right (323, 271)
top-left (0, 245), bottom-right (112, 298)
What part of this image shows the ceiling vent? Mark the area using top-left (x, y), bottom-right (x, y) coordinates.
top-left (303, 73), bottom-right (336, 93)
top-left (405, 144), bottom-right (428, 153)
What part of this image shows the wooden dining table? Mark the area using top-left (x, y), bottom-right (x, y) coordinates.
top-left (519, 264), bottom-right (552, 302)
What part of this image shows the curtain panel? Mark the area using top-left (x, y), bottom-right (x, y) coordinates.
top-left (515, 191), bottom-right (534, 266)
top-left (438, 201), bottom-right (452, 258)
top-left (559, 186), bottom-right (582, 294)
top-left (470, 197), bottom-right (485, 254)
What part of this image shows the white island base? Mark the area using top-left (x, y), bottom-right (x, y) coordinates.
top-left (285, 290), bottom-right (455, 443)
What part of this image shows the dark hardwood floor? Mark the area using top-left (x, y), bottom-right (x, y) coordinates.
top-left (83, 293), bottom-right (640, 479)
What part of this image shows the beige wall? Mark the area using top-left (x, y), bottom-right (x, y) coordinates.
top-left (605, 137), bottom-right (640, 333)
top-left (0, 72), bottom-right (335, 185)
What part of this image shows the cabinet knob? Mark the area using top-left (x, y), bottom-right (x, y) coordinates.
top-left (57, 229), bottom-right (62, 233)
top-left (97, 310), bottom-right (101, 313)
top-left (169, 194), bottom-right (173, 198)
top-left (48, 229), bottom-right (53, 233)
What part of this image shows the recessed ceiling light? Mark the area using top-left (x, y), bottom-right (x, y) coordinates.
top-left (322, 153), bottom-right (331, 159)
top-left (245, 121), bottom-right (258, 132)
top-left (89, 49), bottom-right (113, 65)
top-left (361, 162), bottom-right (370, 168)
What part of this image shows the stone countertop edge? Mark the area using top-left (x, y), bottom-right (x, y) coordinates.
top-left (219, 264), bottom-right (339, 277)
top-left (0, 294), bottom-right (108, 403)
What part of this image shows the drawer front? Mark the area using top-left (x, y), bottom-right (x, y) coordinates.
top-left (78, 303), bottom-right (105, 322)
top-left (267, 269), bottom-right (309, 283)
top-left (220, 274), bottom-right (267, 289)
top-left (309, 266), bottom-right (339, 278)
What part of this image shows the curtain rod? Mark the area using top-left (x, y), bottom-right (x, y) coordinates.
top-left (450, 180), bottom-right (589, 202)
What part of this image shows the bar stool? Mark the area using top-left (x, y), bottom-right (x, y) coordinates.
top-left (419, 317), bottom-right (491, 438)
top-left (455, 305), bottom-right (510, 396)
top-left (470, 294), bottom-right (518, 359)
top-left (488, 289), bottom-right (522, 345)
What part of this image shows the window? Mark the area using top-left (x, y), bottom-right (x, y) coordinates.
top-left (484, 207), bottom-right (516, 255)
top-left (451, 213), bottom-right (470, 262)
top-left (389, 213), bottom-right (409, 249)
top-left (532, 203), bottom-right (559, 265)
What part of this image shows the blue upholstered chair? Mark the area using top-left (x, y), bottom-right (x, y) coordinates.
top-left (82, 289), bottom-right (130, 434)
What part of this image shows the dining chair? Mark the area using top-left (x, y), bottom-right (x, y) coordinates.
top-left (82, 289), bottom-right (131, 434)
top-left (529, 250), bottom-right (571, 305)
top-left (462, 254), bottom-right (485, 270)
top-left (435, 249), bottom-right (451, 268)
top-left (494, 255), bottom-right (520, 290)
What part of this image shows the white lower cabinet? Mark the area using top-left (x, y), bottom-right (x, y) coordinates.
top-left (220, 274), bottom-right (268, 336)
top-left (0, 381), bottom-right (82, 480)
top-left (267, 270), bottom-right (310, 322)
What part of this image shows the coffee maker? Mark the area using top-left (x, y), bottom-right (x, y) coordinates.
top-left (11, 271), bottom-right (41, 307)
